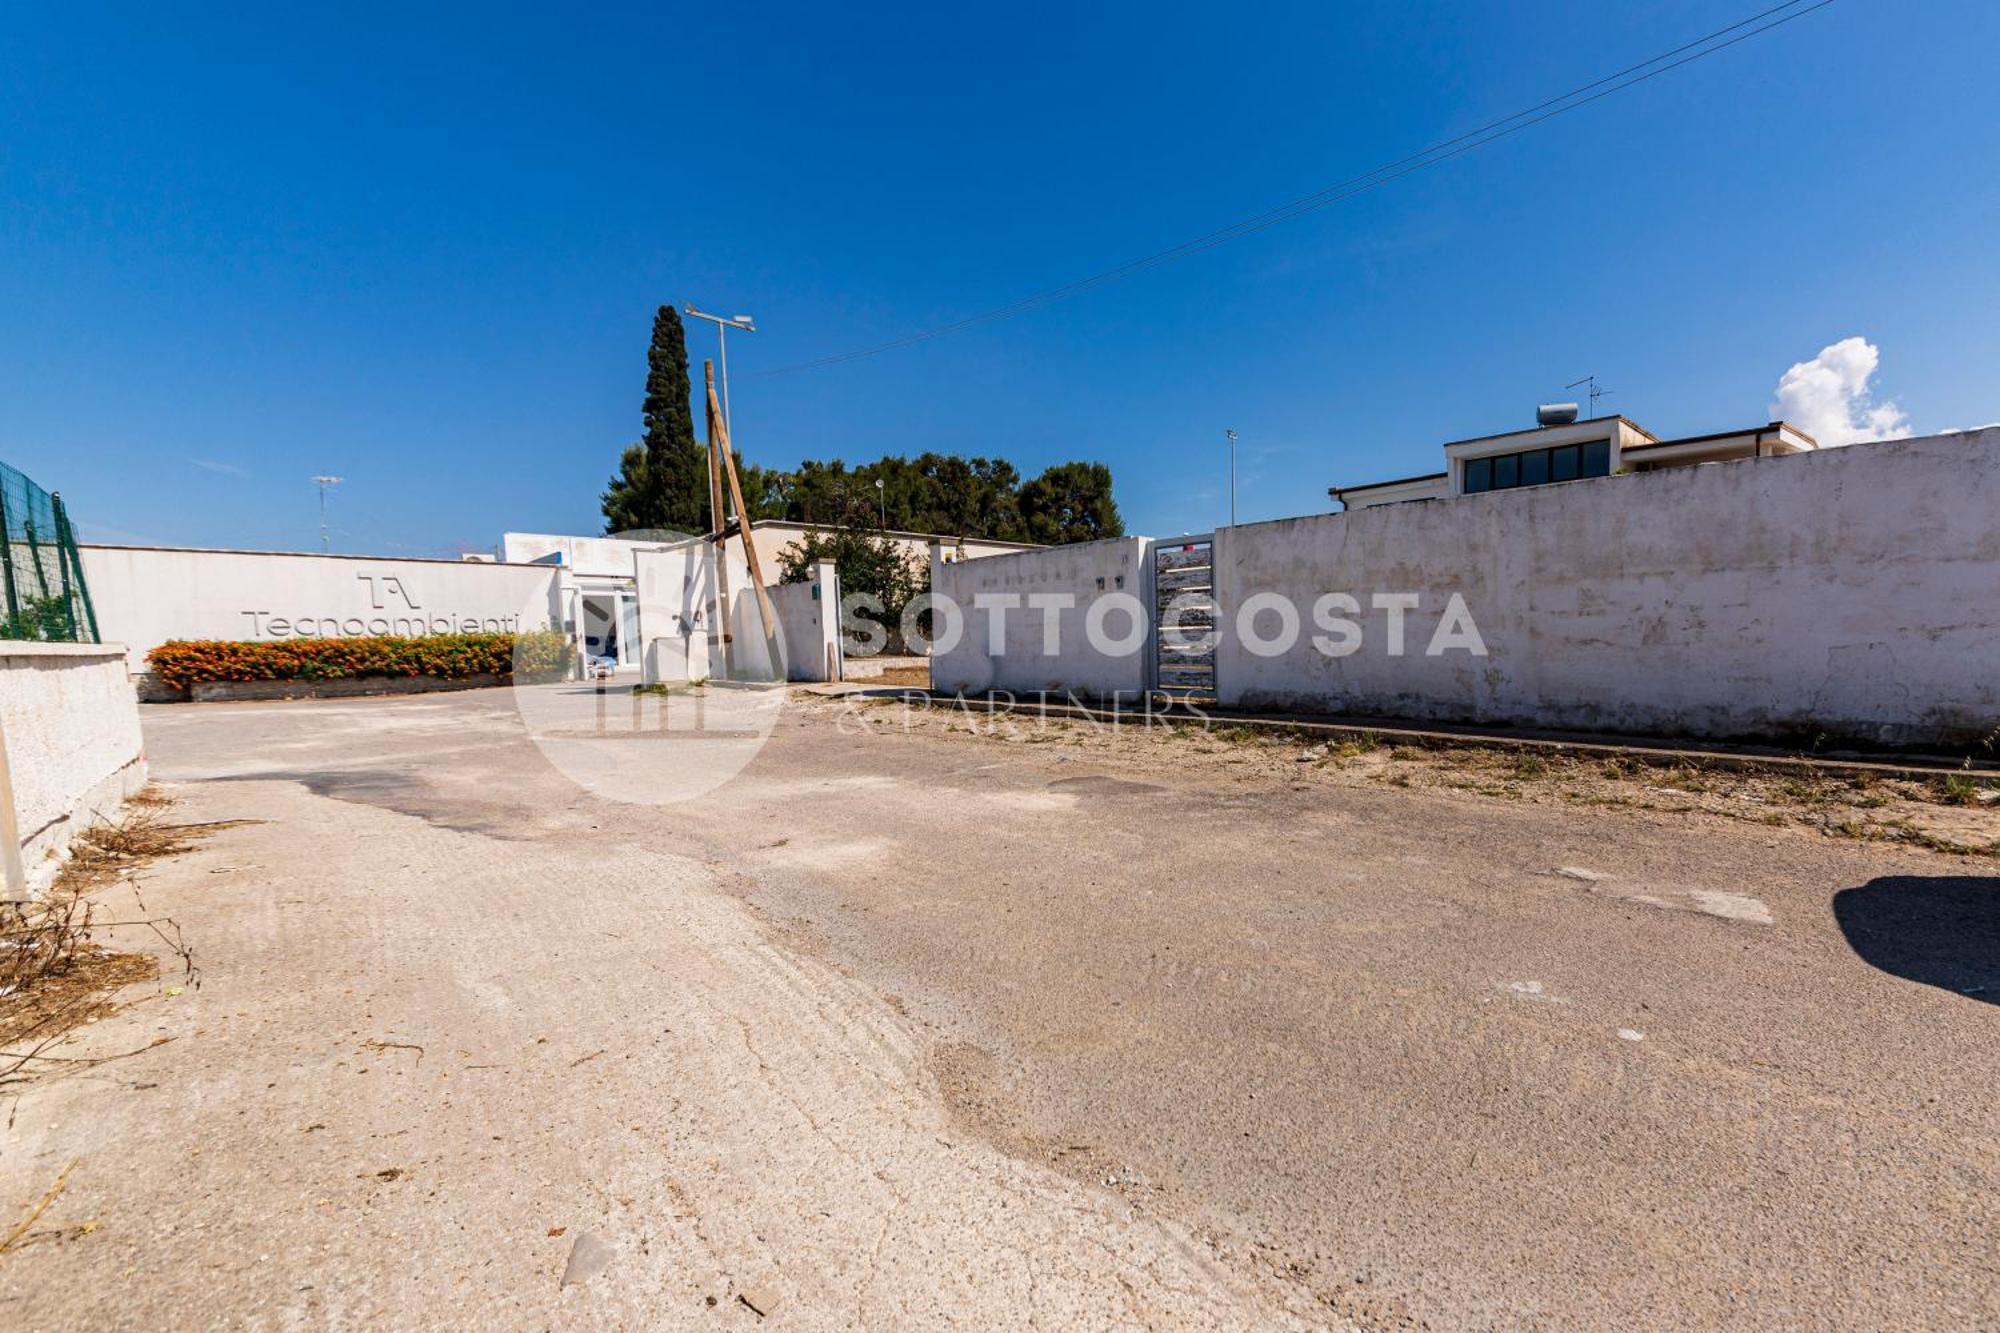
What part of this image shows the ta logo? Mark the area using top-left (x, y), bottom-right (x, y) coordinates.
top-left (357, 574), bottom-right (421, 610)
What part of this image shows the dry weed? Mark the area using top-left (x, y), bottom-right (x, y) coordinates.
top-left (1, 794), bottom-right (215, 1096)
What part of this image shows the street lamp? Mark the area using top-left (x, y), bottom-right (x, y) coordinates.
top-left (311, 475), bottom-right (343, 551)
top-left (684, 306), bottom-right (757, 435)
top-left (1224, 430), bottom-right (1237, 528)
top-left (874, 477), bottom-right (886, 528)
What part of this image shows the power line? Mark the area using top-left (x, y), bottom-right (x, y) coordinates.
top-left (754, 0), bottom-right (1836, 378)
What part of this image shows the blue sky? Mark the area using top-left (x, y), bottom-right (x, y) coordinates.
top-left (3, 1), bottom-right (1995, 553)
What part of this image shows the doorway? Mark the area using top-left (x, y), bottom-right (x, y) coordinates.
top-left (579, 592), bottom-right (639, 669)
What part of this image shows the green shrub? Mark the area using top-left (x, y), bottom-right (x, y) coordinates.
top-left (1, 593), bottom-right (80, 643)
top-left (147, 630), bottom-right (574, 693)
top-left (779, 525), bottom-right (926, 635)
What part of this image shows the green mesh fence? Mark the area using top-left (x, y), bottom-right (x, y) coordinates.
top-left (0, 460), bottom-right (98, 644)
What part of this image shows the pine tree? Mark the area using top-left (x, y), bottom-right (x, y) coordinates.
top-left (1019, 461), bottom-right (1123, 544)
top-left (602, 305), bottom-right (709, 534)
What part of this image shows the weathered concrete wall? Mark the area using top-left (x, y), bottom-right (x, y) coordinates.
top-left (769, 562), bottom-right (843, 683)
top-left (0, 643), bottom-right (147, 892)
top-left (81, 545), bottom-right (565, 670)
top-left (716, 566), bottom-right (845, 683)
top-left (1215, 430), bottom-right (2000, 745)
top-left (633, 544), bottom-right (843, 685)
top-left (634, 542), bottom-right (719, 686)
top-left (930, 537), bottom-right (1153, 700)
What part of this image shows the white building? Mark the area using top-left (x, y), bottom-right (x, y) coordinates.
top-left (79, 520), bottom-right (1042, 682)
top-left (1330, 407), bottom-right (1819, 511)
top-left (499, 521), bottom-right (1041, 670)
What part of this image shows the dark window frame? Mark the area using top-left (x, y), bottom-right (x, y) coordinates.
top-left (1462, 435), bottom-right (1614, 496)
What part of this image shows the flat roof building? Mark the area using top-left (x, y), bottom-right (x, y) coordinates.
top-left (499, 521), bottom-right (1040, 669)
top-left (1329, 409), bottom-right (1819, 511)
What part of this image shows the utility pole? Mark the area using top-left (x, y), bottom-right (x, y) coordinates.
top-left (311, 475), bottom-right (342, 551)
top-left (685, 307), bottom-right (757, 437)
top-left (1224, 430), bottom-right (1238, 528)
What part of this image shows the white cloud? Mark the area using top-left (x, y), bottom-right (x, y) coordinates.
top-left (1770, 336), bottom-right (1910, 446)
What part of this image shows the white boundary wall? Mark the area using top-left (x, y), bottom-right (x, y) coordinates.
top-left (1215, 430), bottom-right (2000, 745)
top-left (1, 643), bottom-right (147, 893)
top-left (633, 544), bottom-right (844, 685)
top-left (930, 537), bottom-right (1153, 700)
top-left (79, 545), bottom-right (566, 670)
top-left (717, 561), bottom-right (845, 683)
top-left (764, 562), bottom-right (843, 683)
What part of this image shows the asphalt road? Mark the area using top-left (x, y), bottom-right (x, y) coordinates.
top-left (5, 685), bottom-right (1994, 1329)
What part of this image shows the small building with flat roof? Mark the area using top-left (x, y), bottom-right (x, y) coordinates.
top-left (1329, 410), bottom-right (1818, 511)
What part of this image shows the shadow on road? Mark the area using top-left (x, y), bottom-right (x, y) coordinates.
top-left (1833, 875), bottom-right (2000, 1004)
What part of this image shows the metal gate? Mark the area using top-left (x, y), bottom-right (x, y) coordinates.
top-left (1151, 535), bottom-right (1216, 704)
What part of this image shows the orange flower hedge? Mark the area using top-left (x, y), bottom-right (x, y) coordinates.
top-left (147, 630), bottom-right (574, 694)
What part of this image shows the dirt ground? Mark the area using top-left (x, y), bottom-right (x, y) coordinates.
top-left (2, 685), bottom-right (1994, 1329)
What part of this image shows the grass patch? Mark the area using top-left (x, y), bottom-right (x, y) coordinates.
top-left (633, 676), bottom-right (708, 697)
top-left (1511, 753), bottom-right (1550, 780)
top-left (1651, 762), bottom-right (1711, 795)
top-left (1777, 776), bottom-right (1832, 805)
top-left (1937, 772), bottom-right (1986, 806)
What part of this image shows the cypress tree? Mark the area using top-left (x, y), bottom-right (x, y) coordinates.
top-left (602, 305), bottom-right (709, 534)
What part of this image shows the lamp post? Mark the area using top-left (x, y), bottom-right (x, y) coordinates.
top-left (684, 306), bottom-right (757, 436)
top-left (875, 477), bottom-right (886, 528)
top-left (311, 475), bottom-right (342, 551)
top-left (1224, 430), bottom-right (1237, 528)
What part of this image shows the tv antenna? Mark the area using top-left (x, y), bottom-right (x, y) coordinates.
top-left (1566, 376), bottom-right (1611, 417)
top-left (311, 474), bottom-right (343, 551)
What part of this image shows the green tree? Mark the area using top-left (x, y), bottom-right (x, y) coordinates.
top-left (1018, 461), bottom-right (1123, 544)
top-left (602, 306), bottom-right (709, 534)
top-left (777, 526), bottom-right (926, 631)
top-left (910, 453), bottom-right (1023, 538)
top-left (763, 452), bottom-right (1038, 540)
top-left (597, 308), bottom-right (1122, 545)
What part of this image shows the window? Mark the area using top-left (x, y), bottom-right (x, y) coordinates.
top-left (1461, 436), bottom-right (1614, 497)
